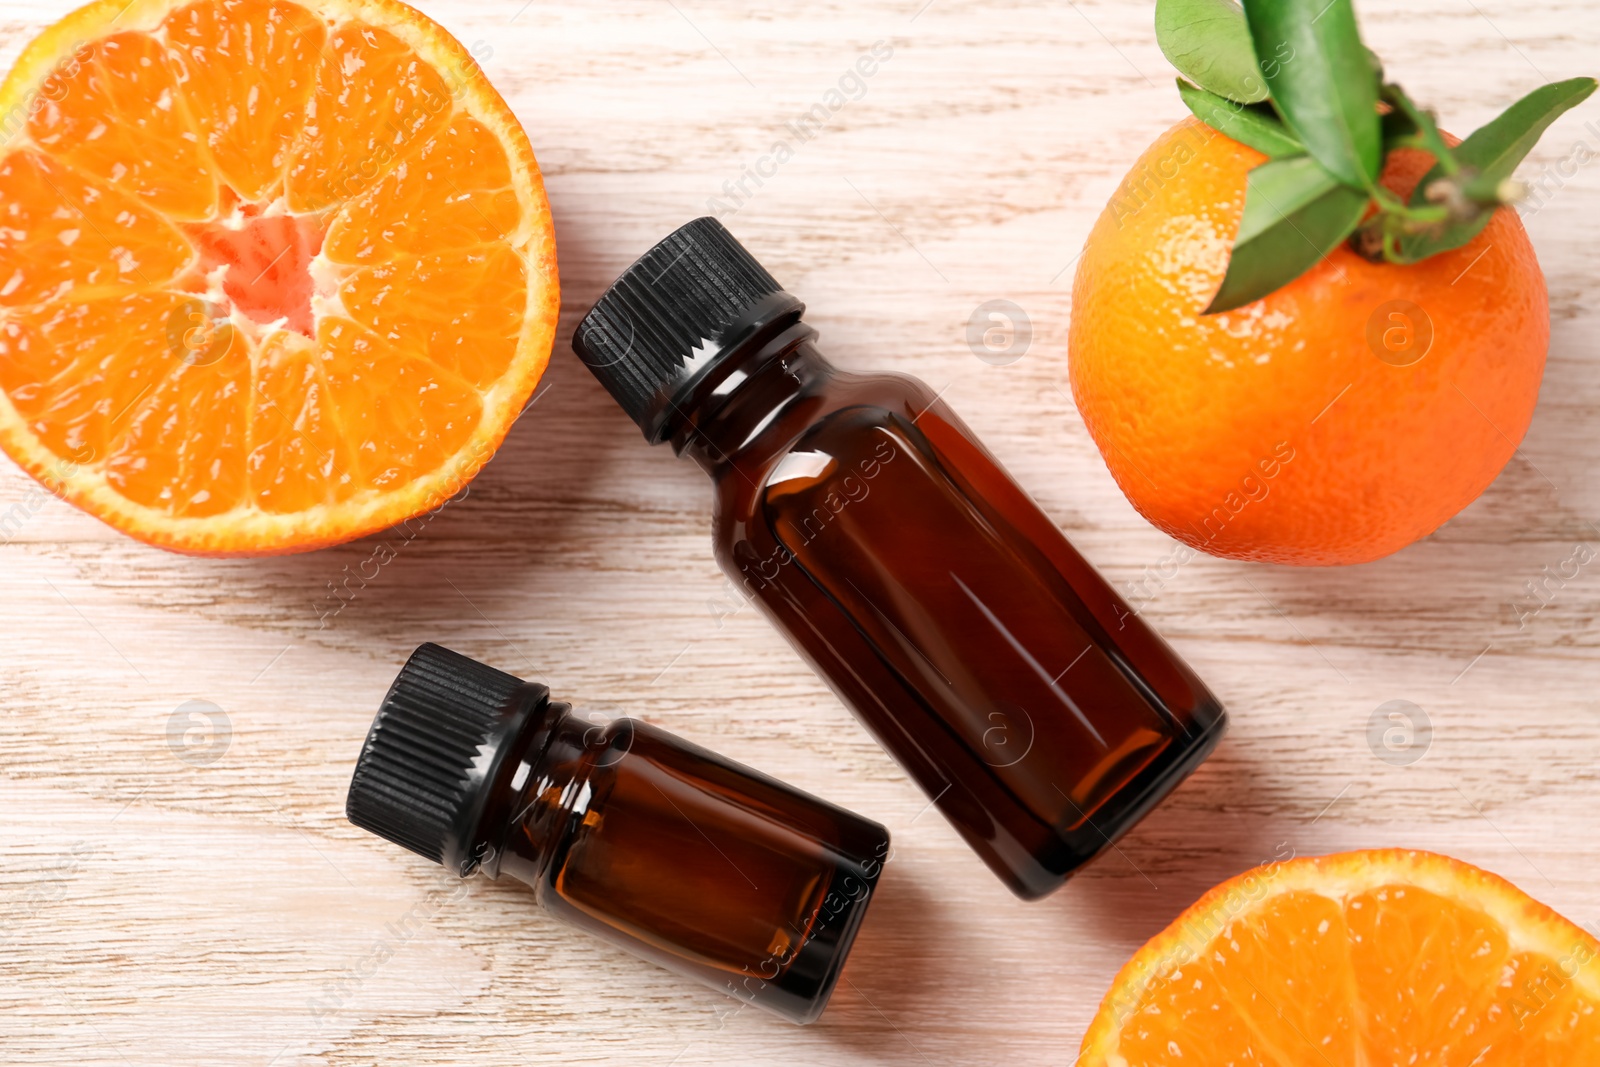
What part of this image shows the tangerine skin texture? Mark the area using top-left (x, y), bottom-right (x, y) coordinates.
top-left (1069, 117), bottom-right (1548, 566)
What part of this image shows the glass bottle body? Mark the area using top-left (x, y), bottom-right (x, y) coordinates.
top-left (672, 336), bottom-right (1226, 900)
top-left (494, 701), bottom-right (887, 1024)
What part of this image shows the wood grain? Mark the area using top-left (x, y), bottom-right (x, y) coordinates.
top-left (2, 1), bottom-right (1599, 1063)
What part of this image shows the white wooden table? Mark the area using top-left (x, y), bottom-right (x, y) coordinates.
top-left (3, 1), bottom-right (1599, 1063)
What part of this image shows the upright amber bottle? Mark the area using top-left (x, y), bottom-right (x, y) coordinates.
top-left (573, 219), bottom-right (1226, 900)
top-left (346, 643), bottom-right (887, 1023)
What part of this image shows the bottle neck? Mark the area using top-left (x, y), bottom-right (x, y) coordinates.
top-left (490, 704), bottom-right (617, 890)
top-left (667, 324), bottom-right (834, 475)
top-left (465, 696), bottom-right (577, 883)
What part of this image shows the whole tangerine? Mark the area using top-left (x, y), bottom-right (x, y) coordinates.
top-left (1068, 117), bottom-right (1547, 566)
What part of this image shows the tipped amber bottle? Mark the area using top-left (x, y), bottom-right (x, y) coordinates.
top-left (346, 644), bottom-right (887, 1023)
top-left (573, 219), bottom-right (1226, 900)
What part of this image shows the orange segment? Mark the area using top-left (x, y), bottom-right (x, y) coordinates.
top-left (0, 293), bottom-right (191, 460)
top-left (1081, 850), bottom-right (1600, 1066)
top-left (249, 332), bottom-right (361, 511)
top-left (313, 316), bottom-right (481, 489)
top-left (164, 0), bottom-right (328, 201)
top-left (284, 21), bottom-right (455, 214)
top-left (1345, 883), bottom-right (1520, 1057)
top-left (1210, 889), bottom-right (1363, 1059)
top-left (105, 349), bottom-right (251, 517)
top-left (0, 150), bottom-right (195, 307)
top-left (338, 246), bottom-right (526, 389)
top-left (325, 115), bottom-right (521, 264)
top-left (1113, 890), bottom-right (1364, 1064)
top-left (29, 31), bottom-right (220, 221)
top-left (0, 0), bottom-right (557, 555)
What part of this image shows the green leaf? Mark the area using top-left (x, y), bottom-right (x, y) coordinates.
top-left (1178, 78), bottom-right (1304, 157)
top-left (1397, 76), bottom-right (1598, 262)
top-left (1205, 155), bottom-right (1371, 313)
top-left (1243, 0), bottom-right (1382, 189)
top-left (1388, 208), bottom-right (1490, 266)
top-left (1156, 0), bottom-right (1270, 104)
top-left (1425, 76), bottom-right (1597, 192)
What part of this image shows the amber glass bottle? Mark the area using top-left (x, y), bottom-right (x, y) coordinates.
top-left (573, 219), bottom-right (1226, 900)
top-left (346, 643), bottom-right (888, 1023)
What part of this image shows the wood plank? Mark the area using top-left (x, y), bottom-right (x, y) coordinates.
top-left (2, 1), bottom-right (1598, 1063)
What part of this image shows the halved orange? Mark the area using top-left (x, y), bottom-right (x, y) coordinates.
top-left (1081, 849), bottom-right (1600, 1065)
top-left (0, 0), bottom-right (558, 554)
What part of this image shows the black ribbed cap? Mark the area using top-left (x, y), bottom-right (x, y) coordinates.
top-left (346, 644), bottom-right (545, 876)
top-left (573, 217), bottom-right (800, 442)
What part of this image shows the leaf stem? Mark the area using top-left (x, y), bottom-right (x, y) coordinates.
top-left (1382, 83), bottom-right (1460, 175)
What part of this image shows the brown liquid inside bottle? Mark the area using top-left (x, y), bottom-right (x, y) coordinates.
top-left (346, 644), bottom-right (887, 1025)
top-left (500, 709), bottom-right (885, 1022)
top-left (573, 219), bottom-right (1227, 900)
top-left (762, 407), bottom-right (1175, 822)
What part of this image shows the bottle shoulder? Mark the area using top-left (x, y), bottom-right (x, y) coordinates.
top-left (709, 370), bottom-right (937, 494)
